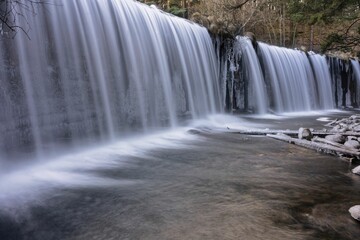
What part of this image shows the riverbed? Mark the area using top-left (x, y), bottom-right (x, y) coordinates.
top-left (0, 112), bottom-right (359, 240)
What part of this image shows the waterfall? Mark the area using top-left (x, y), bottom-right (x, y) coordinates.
top-left (258, 42), bottom-right (315, 112)
top-left (232, 37), bottom-right (268, 114)
top-left (351, 60), bottom-right (360, 107)
top-left (0, 0), bottom-right (221, 161)
top-left (258, 43), bottom-right (335, 113)
top-left (221, 37), bottom-right (337, 114)
top-left (308, 53), bottom-right (334, 109)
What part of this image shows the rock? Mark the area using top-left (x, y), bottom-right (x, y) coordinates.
top-left (347, 136), bottom-right (357, 141)
top-left (325, 134), bottom-right (346, 144)
top-left (353, 125), bottom-right (360, 132)
top-left (338, 128), bottom-right (348, 133)
top-left (227, 24), bottom-right (236, 34)
top-left (187, 129), bottom-right (201, 135)
top-left (244, 32), bottom-right (257, 48)
top-left (298, 127), bottom-right (313, 140)
top-left (344, 140), bottom-right (360, 149)
top-left (352, 165), bottom-right (360, 175)
top-left (209, 23), bottom-right (219, 34)
top-left (300, 46), bottom-right (307, 52)
top-left (331, 125), bottom-right (342, 132)
top-left (349, 205), bottom-right (360, 221)
top-left (190, 12), bottom-right (201, 22)
top-left (325, 119), bottom-right (338, 126)
top-left (350, 115), bottom-right (360, 120)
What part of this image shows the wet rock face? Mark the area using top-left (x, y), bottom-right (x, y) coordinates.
top-left (349, 205), bottom-right (360, 221)
top-left (190, 13), bottom-right (237, 36)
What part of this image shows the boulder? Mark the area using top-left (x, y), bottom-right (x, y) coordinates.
top-left (350, 115), bottom-right (360, 120)
top-left (352, 165), bottom-right (360, 175)
top-left (298, 127), bottom-right (313, 140)
top-left (347, 136), bottom-right (357, 141)
top-left (344, 140), bottom-right (360, 149)
top-left (209, 23), bottom-right (219, 34)
top-left (349, 205), bottom-right (360, 221)
top-left (325, 134), bottom-right (346, 144)
top-left (353, 125), bottom-right (360, 132)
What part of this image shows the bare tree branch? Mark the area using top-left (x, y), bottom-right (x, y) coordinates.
top-left (0, 0), bottom-right (54, 38)
top-left (226, 0), bottom-right (251, 10)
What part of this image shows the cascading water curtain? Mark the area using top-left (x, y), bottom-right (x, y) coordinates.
top-left (222, 38), bottom-right (336, 114)
top-left (225, 37), bottom-right (268, 114)
top-left (257, 43), bottom-right (334, 113)
top-left (0, 0), bottom-right (221, 161)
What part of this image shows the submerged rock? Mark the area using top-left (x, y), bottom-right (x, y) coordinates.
top-left (349, 205), bottom-right (360, 221)
top-left (352, 165), bottom-right (360, 175)
top-left (187, 129), bottom-right (201, 135)
top-left (325, 134), bottom-right (346, 144)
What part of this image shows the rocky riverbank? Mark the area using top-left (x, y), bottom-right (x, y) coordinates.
top-left (234, 113), bottom-right (360, 222)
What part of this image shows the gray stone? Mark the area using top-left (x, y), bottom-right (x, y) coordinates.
top-left (349, 205), bottom-right (360, 221)
top-left (347, 136), bottom-right (357, 141)
top-left (353, 125), bottom-right (360, 132)
top-left (344, 140), bottom-right (360, 149)
top-left (298, 127), bottom-right (313, 140)
top-left (352, 165), bottom-right (360, 175)
top-left (350, 115), bottom-right (360, 120)
top-left (331, 125), bottom-right (341, 132)
top-left (325, 134), bottom-right (346, 144)
top-left (331, 124), bottom-right (349, 132)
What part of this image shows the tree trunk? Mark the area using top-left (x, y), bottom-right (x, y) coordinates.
top-left (310, 24), bottom-right (314, 51)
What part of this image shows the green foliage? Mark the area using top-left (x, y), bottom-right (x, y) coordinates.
top-left (290, 13), bottom-right (305, 23)
top-left (321, 33), bottom-right (345, 52)
top-left (169, 6), bottom-right (187, 17)
top-left (286, 0), bottom-right (360, 53)
top-left (288, 0), bottom-right (359, 25)
top-left (143, 1), bottom-right (157, 6)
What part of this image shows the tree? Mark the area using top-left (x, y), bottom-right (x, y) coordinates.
top-left (190, 0), bottom-right (360, 55)
top-left (0, 0), bottom-right (46, 37)
top-left (287, 0), bottom-right (360, 53)
top-left (138, 0), bottom-right (189, 17)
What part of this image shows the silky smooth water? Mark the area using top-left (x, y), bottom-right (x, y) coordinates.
top-left (258, 43), bottom-right (334, 113)
top-left (234, 37), bottom-right (268, 114)
top-left (308, 53), bottom-right (334, 109)
top-left (225, 39), bottom-right (335, 114)
top-left (0, 113), bottom-right (359, 240)
top-left (351, 60), bottom-right (360, 106)
top-left (0, 0), bottom-right (220, 162)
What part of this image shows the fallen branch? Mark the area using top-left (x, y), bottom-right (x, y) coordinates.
top-left (234, 129), bottom-right (360, 138)
top-left (312, 136), bottom-right (354, 150)
top-left (232, 129), bottom-right (299, 137)
top-left (267, 133), bottom-right (360, 161)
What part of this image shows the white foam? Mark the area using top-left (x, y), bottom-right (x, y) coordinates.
top-left (0, 127), bottom-right (202, 213)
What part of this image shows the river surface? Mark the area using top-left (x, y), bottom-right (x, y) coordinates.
top-left (0, 111), bottom-right (360, 240)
